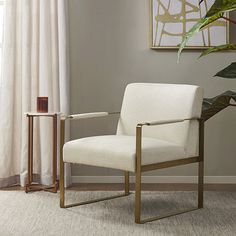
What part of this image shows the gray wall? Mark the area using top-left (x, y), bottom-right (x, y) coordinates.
top-left (68, 0), bottom-right (236, 178)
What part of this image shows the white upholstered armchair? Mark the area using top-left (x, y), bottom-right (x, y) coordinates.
top-left (60, 83), bottom-right (204, 224)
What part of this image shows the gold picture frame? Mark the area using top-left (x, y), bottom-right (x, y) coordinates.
top-left (150, 0), bottom-right (229, 49)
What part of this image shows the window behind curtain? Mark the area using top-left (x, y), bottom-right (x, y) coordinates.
top-left (0, 1), bottom-right (4, 86)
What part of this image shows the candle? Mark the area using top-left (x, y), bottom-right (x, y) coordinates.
top-left (37, 97), bottom-right (48, 113)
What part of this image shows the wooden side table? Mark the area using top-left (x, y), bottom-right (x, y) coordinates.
top-left (25, 112), bottom-right (60, 193)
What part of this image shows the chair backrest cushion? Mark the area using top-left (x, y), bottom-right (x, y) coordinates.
top-left (117, 83), bottom-right (203, 157)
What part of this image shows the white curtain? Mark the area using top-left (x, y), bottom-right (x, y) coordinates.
top-left (0, 0), bottom-right (71, 187)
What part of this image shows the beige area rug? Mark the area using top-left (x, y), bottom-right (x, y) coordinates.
top-left (0, 191), bottom-right (236, 236)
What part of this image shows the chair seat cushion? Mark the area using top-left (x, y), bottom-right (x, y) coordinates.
top-left (63, 135), bottom-right (188, 172)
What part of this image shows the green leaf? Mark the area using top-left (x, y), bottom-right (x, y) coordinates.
top-left (199, 44), bottom-right (236, 57)
top-left (177, 13), bottom-right (222, 62)
top-left (215, 62), bottom-right (236, 78)
top-left (206, 0), bottom-right (236, 17)
top-left (178, 0), bottom-right (236, 61)
top-left (202, 90), bottom-right (236, 121)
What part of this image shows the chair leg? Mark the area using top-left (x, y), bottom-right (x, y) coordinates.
top-left (198, 120), bottom-right (204, 209)
top-left (125, 171), bottom-right (130, 195)
top-left (59, 120), bottom-right (130, 209)
top-left (135, 169), bottom-right (142, 223)
top-left (134, 161), bottom-right (203, 224)
top-left (60, 159), bottom-right (65, 208)
top-left (60, 119), bottom-right (65, 208)
top-left (60, 167), bottom-right (130, 208)
top-left (198, 160), bottom-right (204, 208)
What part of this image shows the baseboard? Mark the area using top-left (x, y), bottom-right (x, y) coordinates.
top-left (71, 176), bottom-right (236, 184)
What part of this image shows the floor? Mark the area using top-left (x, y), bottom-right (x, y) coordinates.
top-left (1, 190), bottom-right (236, 236)
top-left (2, 183), bottom-right (236, 191)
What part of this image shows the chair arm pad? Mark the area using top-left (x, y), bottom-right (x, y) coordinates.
top-left (68, 112), bottom-right (109, 120)
top-left (62, 111), bottom-right (120, 120)
top-left (138, 117), bottom-right (200, 126)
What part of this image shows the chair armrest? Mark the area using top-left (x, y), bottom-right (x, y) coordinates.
top-left (137, 117), bottom-right (201, 127)
top-left (60, 111), bottom-right (120, 149)
top-left (135, 117), bottom-right (204, 172)
top-left (61, 111), bottom-right (120, 121)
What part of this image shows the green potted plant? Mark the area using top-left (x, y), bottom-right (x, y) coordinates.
top-left (178, 0), bottom-right (236, 79)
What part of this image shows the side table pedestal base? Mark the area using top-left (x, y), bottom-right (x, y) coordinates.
top-left (25, 181), bottom-right (59, 193)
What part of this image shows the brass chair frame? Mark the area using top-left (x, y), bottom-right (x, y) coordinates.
top-left (60, 113), bottom-right (204, 224)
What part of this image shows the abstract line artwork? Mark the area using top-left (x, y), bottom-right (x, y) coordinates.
top-left (151, 0), bottom-right (228, 48)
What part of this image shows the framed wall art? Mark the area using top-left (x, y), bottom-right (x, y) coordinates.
top-left (150, 0), bottom-right (229, 49)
